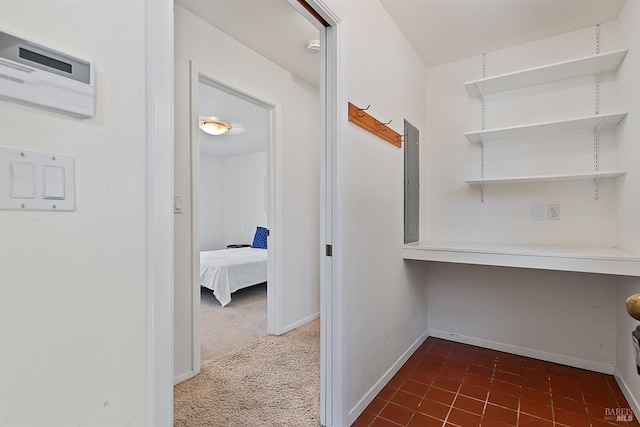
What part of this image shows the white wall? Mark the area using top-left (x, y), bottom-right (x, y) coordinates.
top-left (224, 151), bottom-right (267, 246)
top-left (174, 5), bottom-right (320, 381)
top-left (614, 0), bottom-right (640, 415)
top-left (335, 1), bottom-right (431, 421)
top-left (199, 151), bottom-right (267, 250)
top-left (427, 263), bottom-right (616, 371)
top-left (199, 154), bottom-right (225, 250)
top-left (0, 0), bottom-right (148, 425)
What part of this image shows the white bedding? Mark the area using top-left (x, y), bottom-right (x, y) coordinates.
top-left (200, 247), bottom-right (267, 306)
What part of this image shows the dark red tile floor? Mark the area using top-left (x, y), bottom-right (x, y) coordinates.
top-left (353, 337), bottom-right (639, 427)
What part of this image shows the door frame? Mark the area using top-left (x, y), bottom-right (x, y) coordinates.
top-left (145, 0), bottom-right (347, 425)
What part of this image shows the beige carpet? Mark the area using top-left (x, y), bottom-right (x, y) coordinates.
top-left (200, 284), bottom-right (267, 362)
top-left (174, 319), bottom-right (321, 427)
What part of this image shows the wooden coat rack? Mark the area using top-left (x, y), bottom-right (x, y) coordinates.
top-left (348, 102), bottom-right (402, 148)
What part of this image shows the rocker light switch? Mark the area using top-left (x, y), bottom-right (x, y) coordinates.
top-left (10, 162), bottom-right (35, 199)
top-left (43, 165), bottom-right (65, 199)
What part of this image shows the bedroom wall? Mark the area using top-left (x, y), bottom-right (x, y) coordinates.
top-left (199, 151), bottom-right (267, 250)
top-left (0, 0), bottom-right (148, 425)
top-left (333, 1), bottom-right (431, 421)
top-left (174, 5), bottom-right (320, 381)
top-left (199, 154), bottom-right (225, 251)
top-left (223, 151), bottom-right (267, 246)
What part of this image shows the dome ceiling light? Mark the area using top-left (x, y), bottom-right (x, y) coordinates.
top-left (199, 118), bottom-right (232, 135)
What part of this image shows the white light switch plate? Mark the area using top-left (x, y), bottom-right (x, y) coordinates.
top-left (0, 147), bottom-right (75, 211)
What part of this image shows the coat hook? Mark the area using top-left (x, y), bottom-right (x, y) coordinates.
top-left (379, 119), bottom-right (392, 131)
top-left (356, 104), bottom-right (370, 117)
top-left (397, 133), bottom-right (406, 143)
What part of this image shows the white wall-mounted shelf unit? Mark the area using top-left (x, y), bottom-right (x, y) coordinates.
top-left (464, 113), bottom-right (627, 144)
top-left (464, 49), bottom-right (628, 97)
top-left (402, 241), bottom-right (640, 276)
top-left (465, 170), bottom-right (626, 185)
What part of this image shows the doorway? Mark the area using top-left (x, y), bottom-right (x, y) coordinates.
top-left (145, 0), bottom-right (346, 425)
top-left (195, 77), bottom-right (271, 363)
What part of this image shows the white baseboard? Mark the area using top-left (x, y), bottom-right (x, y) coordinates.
top-left (429, 329), bottom-right (615, 375)
top-left (173, 370), bottom-right (195, 385)
top-left (282, 312), bottom-right (320, 334)
top-left (614, 369), bottom-right (640, 421)
top-left (348, 329), bottom-right (430, 425)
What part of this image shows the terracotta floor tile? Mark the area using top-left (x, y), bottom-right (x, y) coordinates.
top-left (554, 407), bottom-right (590, 427)
top-left (583, 391), bottom-right (618, 408)
top-left (433, 376), bottom-right (462, 393)
top-left (426, 387), bottom-right (456, 406)
top-left (364, 397), bottom-right (387, 416)
top-left (518, 413), bottom-right (553, 427)
top-left (444, 359), bottom-right (471, 371)
top-left (495, 361), bottom-right (521, 375)
top-left (480, 417), bottom-right (515, 427)
top-left (459, 383), bottom-right (489, 401)
top-left (464, 373), bottom-right (493, 389)
top-left (518, 399), bottom-right (553, 420)
top-left (391, 390), bottom-right (422, 411)
top-left (439, 367), bottom-right (466, 382)
top-left (483, 403), bottom-right (517, 425)
top-left (590, 419), bottom-right (627, 427)
top-left (490, 380), bottom-right (520, 397)
top-left (417, 398), bottom-right (450, 421)
top-left (400, 380), bottom-right (430, 398)
top-left (469, 365), bottom-right (494, 377)
top-left (493, 370), bottom-right (520, 385)
top-left (553, 395), bottom-right (588, 415)
top-left (352, 411), bottom-right (376, 427)
top-left (520, 388), bottom-right (551, 406)
top-left (370, 416), bottom-right (403, 427)
top-left (521, 377), bottom-right (549, 392)
top-left (378, 385), bottom-right (397, 401)
top-left (407, 412), bottom-right (445, 427)
top-left (408, 369), bottom-right (437, 385)
top-left (446, 408), bottom-right (482, 427)
top-left (487, 390), bottom-right (519, 410)
top-left (379, 402), bottom-right (414, 426)
top-left (453, 395), bottom-right (485, 415)
top-left (550, 384), bottom-right (582, 401)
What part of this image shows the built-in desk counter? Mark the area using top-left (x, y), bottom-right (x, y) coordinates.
top-left (403, 241), bottom-right (640, 276)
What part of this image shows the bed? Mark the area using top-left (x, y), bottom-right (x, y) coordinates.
top-left (200, 247), bottom-right (267, 306)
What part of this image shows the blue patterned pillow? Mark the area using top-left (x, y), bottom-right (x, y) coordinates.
top-left (251, 226), bottom-right (268, 249)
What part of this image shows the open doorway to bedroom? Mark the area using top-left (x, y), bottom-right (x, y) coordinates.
top-left (196, 79), bottom-right (270, 362)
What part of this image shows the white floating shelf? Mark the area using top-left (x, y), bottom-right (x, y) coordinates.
top-left (465, 170), bottom-right (626, 185)
top-left (465, 113), bottom-right (627, 144)
top-left (464, 49), bottom-right (628, 98)
top-left (403, 240), bottom-right (640, 276)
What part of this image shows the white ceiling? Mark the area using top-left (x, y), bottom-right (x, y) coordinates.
top-left (198, 82), bottom-right (269, 157)
top-left (176, 0), bottom-right (321, 87)
top-left (379, 0), bottom-right (626, 67)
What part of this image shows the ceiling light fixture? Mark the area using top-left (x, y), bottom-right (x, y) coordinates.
top-left (199, 118), bottom-right (232, 135)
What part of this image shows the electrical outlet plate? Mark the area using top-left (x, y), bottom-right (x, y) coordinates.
top-left (547, 204), bottom-right (560, 220)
